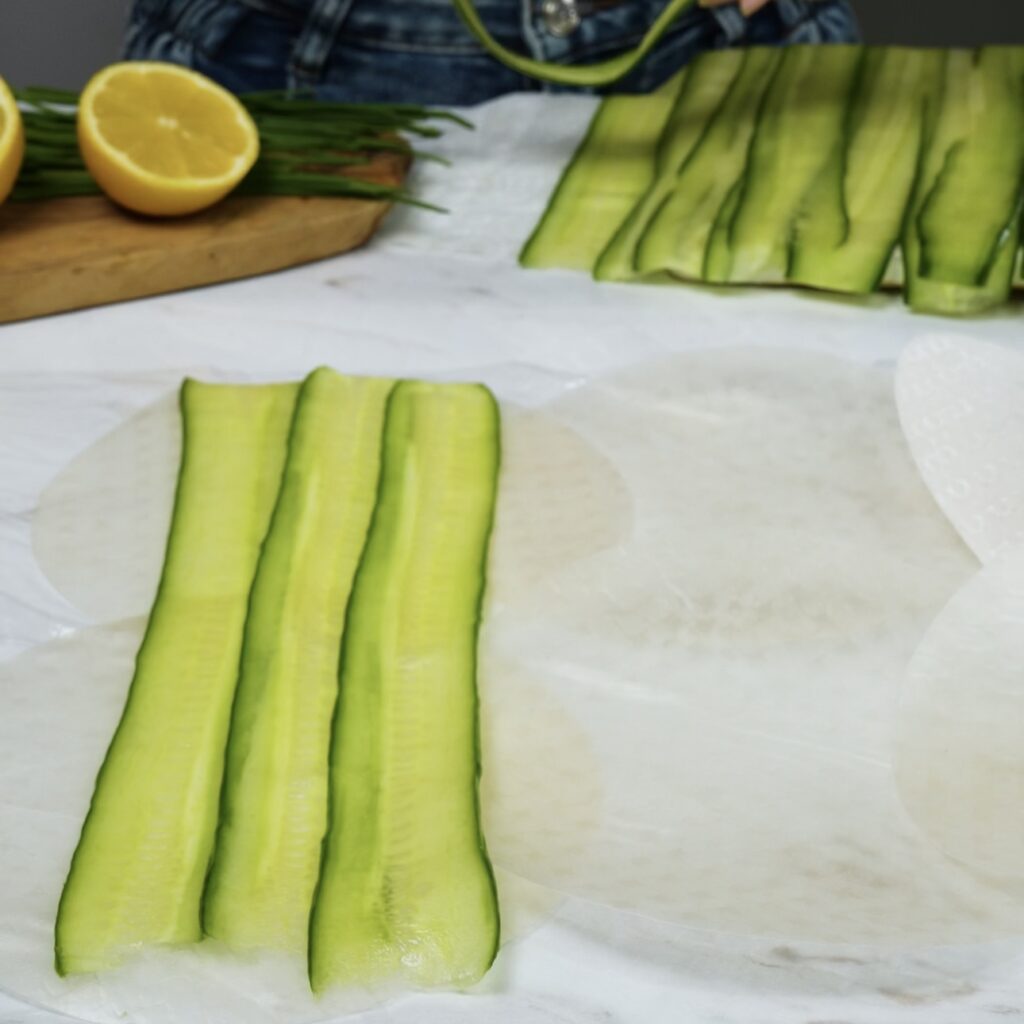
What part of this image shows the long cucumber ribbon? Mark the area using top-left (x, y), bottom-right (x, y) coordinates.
top-left (451, 0), bottom-right (698, 86)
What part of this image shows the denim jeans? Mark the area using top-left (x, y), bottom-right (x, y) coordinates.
top-left (124, 0), bottom-right (860, 104)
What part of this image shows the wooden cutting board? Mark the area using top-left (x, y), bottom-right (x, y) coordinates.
top-left (0, 150), bottom-right (408, 325)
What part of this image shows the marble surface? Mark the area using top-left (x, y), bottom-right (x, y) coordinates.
top-left (2, 92), bottom-right (1024, 1024)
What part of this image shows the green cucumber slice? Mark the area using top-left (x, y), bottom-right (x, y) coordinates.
top-left (594, 48), bottom-right (748, 281)
top-left (451, 0), bottom-right (696, 87)
top-left (907, 205), bottom-right (1022, 315)
top-left (720, 45), bottom-right (864, 284)
top-left (789, 47), bottom-right (939, 294)
top-left (203, 369), bottom-right (394, 952)
top-left (520, 73), bottom-right (683, 271)
top-left (55, 380), bottom-right (298, 975)
top-left (634, 46), bottom-right (782, 281)
top-left (905, 47), bottom-right (1024, 314)
top-left (309, 380), bottom-right (501, 992)
top-left (918, 47), bottom-right (1024, 284)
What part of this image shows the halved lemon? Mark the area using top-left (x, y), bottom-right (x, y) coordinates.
top-left (77, 62), bottom-right (259, 217)
top-left (0, 76), bottom-right (26, 205)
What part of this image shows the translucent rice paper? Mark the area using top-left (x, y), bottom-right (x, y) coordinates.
top-left (894, 334), bottom-right (1024, 904)
top-left (483, 350), bottom-right (1019, 948)
top-left (896, 545), bottom-right (1024, 897)
top-left (896, 334), bottom-right (1024, 564)
top-left (5, 348), bottom-right (1024, 1024)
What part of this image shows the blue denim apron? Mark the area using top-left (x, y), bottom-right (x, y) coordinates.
top-left (124, 0), bottom-right (860, 103)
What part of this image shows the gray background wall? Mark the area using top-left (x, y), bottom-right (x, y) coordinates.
top-left (2, 0), bottom-right (1024, 89)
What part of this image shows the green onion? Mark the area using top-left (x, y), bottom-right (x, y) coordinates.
top-left (12, 86), bottom-right (467, 208)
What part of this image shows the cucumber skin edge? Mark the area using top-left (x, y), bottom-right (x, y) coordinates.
top-left (54, 380), bottom-right (198, 977)
top-left (467, 383), bottom-right (503, 982)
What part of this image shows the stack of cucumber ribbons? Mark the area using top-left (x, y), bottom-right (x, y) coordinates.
top-left (54, 369), bottom-right (501, 992)
top-left (449, 0), bottom-right (1023, 317)
top-left (520, 45), bottom-right (1024, 317)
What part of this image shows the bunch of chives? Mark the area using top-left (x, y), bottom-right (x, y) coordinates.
top-left (13, 86), bottom-right (469, 208)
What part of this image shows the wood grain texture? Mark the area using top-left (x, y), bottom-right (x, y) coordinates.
top-left (0, 150), bottom-right (407, 324)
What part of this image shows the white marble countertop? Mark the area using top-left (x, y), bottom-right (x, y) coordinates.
top-left (2, 93), bottom-right (1024, 1024)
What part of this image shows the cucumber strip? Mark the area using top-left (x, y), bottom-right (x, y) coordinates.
top-left (309, 380), bottom-right (501, 993)
top-left (905, 48), bottom-right (1024, 314)
top-left (907, 210), bottom-right (1022, 315)
top-left (789, 47), bottom-right (939, 294)
top-left (594, 48), bottom-right (747, 282)
top-left (203, 369), bottom-right (394, 952)
top-left (520, 73), bottom-right (683, 271)
top-left (720, 45), bottom-right (864, 284)
top-left (633, 46), bottom-right (782, 281)
top-left (918, 47), bottom-right (1024, 285)
top-left (451, 0), bottom-right (697, 87)
top-left (55, 381), bottom-right (299, 976)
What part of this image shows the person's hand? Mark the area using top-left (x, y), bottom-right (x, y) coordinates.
top-left (698, 0), bottom-right (774, 14)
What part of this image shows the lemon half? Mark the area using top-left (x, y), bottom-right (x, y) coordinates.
top-left (78, 62), bottom-right (259, 217)
top-left (0, 76), bottom-right (26, 205)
